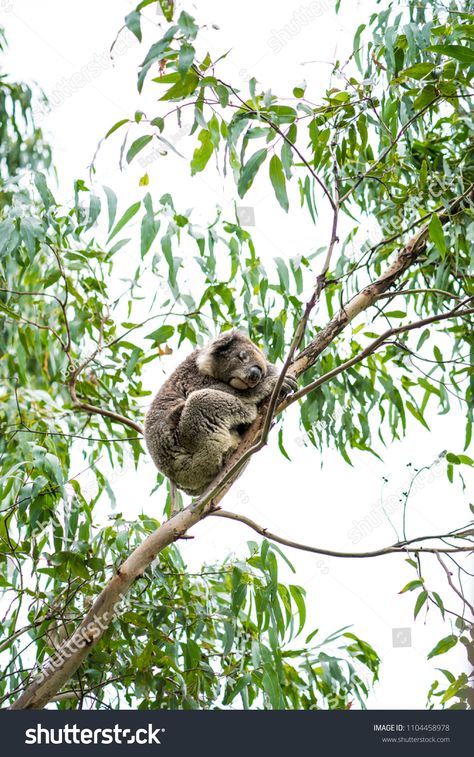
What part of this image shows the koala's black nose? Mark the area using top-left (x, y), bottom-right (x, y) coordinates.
top-left (249, 366), bottom-right (262, 384)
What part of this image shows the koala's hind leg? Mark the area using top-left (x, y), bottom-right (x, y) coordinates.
top-left (177, 388), bottom-right (257, 493)
top-left (179, 388), bottom-right (257, 449)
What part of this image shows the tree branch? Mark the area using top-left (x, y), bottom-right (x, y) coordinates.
top-left (211, 510), bottom-right (474, 558)
top-left (291, 183), bottom-right (474, 375)
top-left (278, 301), bottom-right (474, 412)
top-left (436, 553), bottom-right (474, 616)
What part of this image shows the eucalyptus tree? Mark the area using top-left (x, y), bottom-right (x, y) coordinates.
top-left (1, 0), bottom-right (473, 709)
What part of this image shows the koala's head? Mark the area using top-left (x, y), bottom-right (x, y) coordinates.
top-left (196, 330), bottom-right (267, 390)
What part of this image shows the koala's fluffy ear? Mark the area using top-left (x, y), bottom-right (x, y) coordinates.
top-left (196, 330), bottom-right (238, 375)
top-left (211, 330), bottom-right (238, 353)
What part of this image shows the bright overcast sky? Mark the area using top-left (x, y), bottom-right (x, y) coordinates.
top-left (2, 0), bottom-right (472, 709)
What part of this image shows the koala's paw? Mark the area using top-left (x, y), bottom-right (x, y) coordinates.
top-left (255, 372), bottom-right (297, 403)
top-left (279, 372), bottom-right (297, 396)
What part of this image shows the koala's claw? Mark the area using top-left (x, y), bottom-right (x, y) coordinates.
top-left (279, 373), bottom-right (298, 396)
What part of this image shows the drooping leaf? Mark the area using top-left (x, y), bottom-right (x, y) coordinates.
top-left (428, 213), bottom-right (447, 258)
top-left (237, 148), bottom-right (267, 198)
top-left (126, 135), bottom-right (153, 163)
top-left (107, 201), bottom-right (141, 241)
top-left (269, 154), bottom-right (289, 212)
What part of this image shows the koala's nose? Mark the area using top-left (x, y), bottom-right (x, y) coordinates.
top-left (249, 366), bottom-right (262, 384)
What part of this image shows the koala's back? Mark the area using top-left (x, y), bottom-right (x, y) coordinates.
top-left (144, 331), bottom-right (282, 496)
top-left (144, 351), bottom-right (235, 488)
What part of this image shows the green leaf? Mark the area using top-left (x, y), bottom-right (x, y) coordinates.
top-left (157, 0), bottom-right (174, 21)
top-left (293, 82), bottom-right (306, 97)
top-left (178, 42), bottom-right (195, 75)
top-left (222, 621), bottom-right (235, 655)
top-left (20, 218), bottom-right (40, 259)
top-left (289, 585), bottom-right (306, 636)
top-left (223, 674), bottom-right (251, 705)
top-left (84, 194), bottom-right (101, 229)
top-left (427, 634), bottom-right (458, 659)
top-left (446, 452), bottom-right (460, 464)
top-left (428, 213), bottom-right (446, 258)
top-left (353, 23), bottom-right (366, 71)
top-left (384, 310), bottom-right (406, 318)
top-left (177, 10), bottom-right (198, 39)
top-left (108, 201), bottom-right (141, 242)
top-left (428, 44), bottom-right (474, 64)
top-left (125, 10), bottom-right (142, 42)
top-left (262, 667), bottom-right (282, 709)
top-left (269, 155), bottom-right (289, 212)
top-left (406, 401), bottom-right (430, 430)
top-left (277, 428), bottom-right (291, 461)
top-left (399, 62), bottom-right (436, 79)
top-left (400, 579), bottom-right (424, 593)
top-left (105, 119), bottom-right (129, 139)
top-left (34, 172), bottom-right (56, 209)
top-left (151, 116), bottom-right (165, 131)
top-left (419, 159), bottom-right (428, 188)
top-left (274, 257), bottom-right (289, 291)
top-left (183, 638), bottom-right (201, 669)
top-left (414, 590), bottom-right (428, 618)
top-left (103, 185), bottom-right (117, 232)
top-left (432, 592), bottom-right (445, 618)
top-left (416, 328), bottom-right (430, 351)
top-left (413, 84), bottom-right (438, 110)
top-left (141, 193), bottom-right (160, 257)
top-left (191, 130), bottom-right (214, 175)
top-left (215, 84), bottom-right (229, 107)
top-left (238, 148), bottom-right (267, 198)
top-left (126, 135), bottom-right (153, 163)
top-left (145, 325), bottom-right (175, 345)
top-left (160, 72), bottom-right (199, 101)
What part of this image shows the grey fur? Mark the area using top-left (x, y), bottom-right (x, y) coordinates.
top-left (144, 330), bottom-right (296, 495)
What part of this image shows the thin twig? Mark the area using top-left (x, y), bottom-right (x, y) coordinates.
top-left (436, 553), bottom-right (474, 616)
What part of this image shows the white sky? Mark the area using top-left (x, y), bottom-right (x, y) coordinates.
top-left (2, 0), bottom-right (473, 709)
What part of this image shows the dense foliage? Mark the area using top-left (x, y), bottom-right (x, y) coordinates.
top-left (0, 0), bottom-right (472, 709)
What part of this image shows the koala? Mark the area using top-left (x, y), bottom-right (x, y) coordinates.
top-left (144, 330), bottom-right (296, 496)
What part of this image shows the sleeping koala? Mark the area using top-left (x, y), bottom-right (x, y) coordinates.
top-left (144, 330), bottom-right (296, 495)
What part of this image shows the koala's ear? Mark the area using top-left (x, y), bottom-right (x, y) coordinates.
top-left (211, 329), bottom-right (238, 353)
top-left (197, 330), bottom-right (238, 375)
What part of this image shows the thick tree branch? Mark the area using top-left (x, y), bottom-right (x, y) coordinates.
top-left (10, 505), bottom-right (204, 709)
top-left (191, 184), bottom-right (474, 511)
